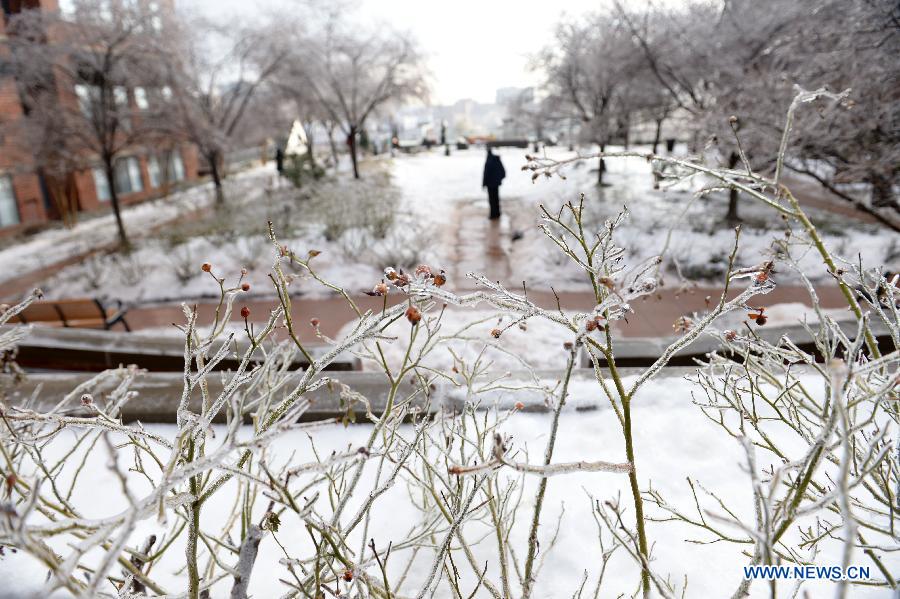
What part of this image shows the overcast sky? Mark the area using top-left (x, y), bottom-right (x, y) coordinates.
top-left (188, 0), bottom-right (605, 105)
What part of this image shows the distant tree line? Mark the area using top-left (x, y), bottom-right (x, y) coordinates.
top-left (533, 0), bottom-right (899, 226)
top-left (2, 0), bottom-right (427, 245)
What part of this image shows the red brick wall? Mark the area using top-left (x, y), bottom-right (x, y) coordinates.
top-left (11, 173), bottom-right (45, 223)
top-left (74, 169), bottom-right (99, 211)
top-left (181, 144), bottom-right (199, 180)
top-left (1, 16), bottom-right (48, 234)
top-left (2, 1), bottom-right (202, 231)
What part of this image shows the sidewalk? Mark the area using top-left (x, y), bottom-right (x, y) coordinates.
top-left (118, 281), bottom-right (851, 342)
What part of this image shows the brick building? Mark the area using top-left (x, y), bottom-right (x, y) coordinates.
top-left (0, 0), bottom-right (198, 235)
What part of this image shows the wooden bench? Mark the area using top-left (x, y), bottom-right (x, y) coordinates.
top-left (6, 298), bottom-right (130, 331)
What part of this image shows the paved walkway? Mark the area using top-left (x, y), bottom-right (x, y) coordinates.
top-left (117, 281), bottom-right (851, 342)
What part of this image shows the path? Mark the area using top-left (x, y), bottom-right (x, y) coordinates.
top-left (116, 281), bottom-right (852, 343)
top-left (448, 199), bottom-right (525, 285)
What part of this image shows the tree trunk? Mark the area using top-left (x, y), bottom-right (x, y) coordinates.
top-left (870, 174), bottom-right (896, 209)
top-left (104, 160), bottom-right (129, 248)
top-left (726, 152), bottom-right (740, 223)
top-left (348, 125), bottom-right (360, 179)
top-left (652, 118), bottom-right (663, 154)
top-left (326, 125), bottom-right (339, 170)
top-left (208, 151), bottom-right (225, 205)
top-left (304, 124), bottom-right (315, 166)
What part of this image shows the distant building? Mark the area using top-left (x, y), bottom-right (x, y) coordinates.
top-left (0, 0), bottom-right (199, 235)
top-left (495, 87), bottom-right (533, 106)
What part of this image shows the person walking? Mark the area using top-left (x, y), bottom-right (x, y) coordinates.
top-left (275, 146), bottom-right (285, 177)
top-left (482, 147), bottom-right (506, 220)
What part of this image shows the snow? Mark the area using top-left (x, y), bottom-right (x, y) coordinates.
top-left (0, 165), bottom-right (276, 293)
top-left (21, 147), bottom-right (897, 306)
top-left (338, 305), bottom-right (578, 372)
top-left (1, 372), bottom-right (891, 598)
top-left (335, 298), bottom-right (859, 376)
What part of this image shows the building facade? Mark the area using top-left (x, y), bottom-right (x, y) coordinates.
top-left (0, 0), bottom-right (198, 235)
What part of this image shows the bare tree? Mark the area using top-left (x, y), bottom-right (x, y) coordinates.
top-left (6, 1), bottom-right (174, 246)
top-left (290, 14), bottom-right (427, 179)
top-left (615, 0), bottom-right (900, 226)
top-left (777, 0), bottom-right (899, 219)
top-left (165, 15), bottom-right (288, 204)
top-left (537, 15), bottom-right (641, 185)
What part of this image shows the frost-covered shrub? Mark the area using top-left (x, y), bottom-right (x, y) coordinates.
top-left (283, 153), bottom-right (325, 188)
top-left (309, 167), bottom-right (399, 242)
top-left (110, 251), bottom-right (149, 288)
top-left (167, 242), bottom-right (199, 285)
top-left (231, 235), bottom-right (268, 271)
top-left (370, 217), bottom-right (434, 271)
top-left (0, 92), bottom-right (896, 599)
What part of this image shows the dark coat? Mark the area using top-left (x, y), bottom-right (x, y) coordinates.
top-left (482, 153), bottom-right (506, 187)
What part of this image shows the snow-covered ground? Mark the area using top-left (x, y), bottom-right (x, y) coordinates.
top-left (336, 300), bottom-right (859, 373)
top-left (0, 166), bottom-right (277, 294)
top-left (1, 372), bottom-right (891, 598)
top-left (20, 147), bottom-right (899, 306)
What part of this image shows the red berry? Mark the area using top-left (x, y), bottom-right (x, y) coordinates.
top-left (240, 306), bottom-right (250, 319)
top-left (201, 263), bottom-right (212, 272)
top-left (241, 282), bottom-right (250, 292)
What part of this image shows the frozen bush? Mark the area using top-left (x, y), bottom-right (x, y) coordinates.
top-left (0, 92), bottom-right (896, 598)
top-left (167, 242), bottom-right (199, 285)
top-left (308, 166), bottom-right (399, 242)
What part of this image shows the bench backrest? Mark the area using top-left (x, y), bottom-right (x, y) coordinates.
top-left (9, 299), bottom-right (107, 326)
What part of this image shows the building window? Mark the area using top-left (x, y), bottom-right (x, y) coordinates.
top-left (0, 176), bottom-right (20, 228)
top-left (134, 87), bottom-right (149, 110)
top-left (113, 86), bottom-right (130, 129)
top-left (114, 157), bottom-right (143, 195)
top-left (92, 167), bottom-right (111, 202)
top-left (168, 151), bottom-right (185, 182)
top-left (74, 84), bottom-right (96, 118)
top-left (148, 151), bottom-right (185, 187)
top-left (147, 156), bottom-right (162, 188)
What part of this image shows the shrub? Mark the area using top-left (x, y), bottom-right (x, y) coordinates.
top-left (283, 153), bottom-right (325, 188)
top-left (1, 92), bottom-right (896, 599)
